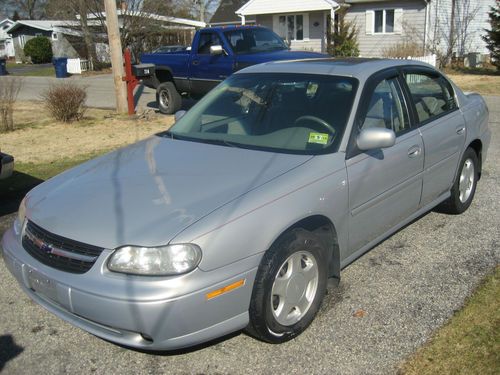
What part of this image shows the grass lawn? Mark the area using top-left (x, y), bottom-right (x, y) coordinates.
top-left (6, 62), bottom-right (55, 77)
top-left (443, 66), bottom-right (500, 96)
top-left (400, 266), bottom-right (500, 375)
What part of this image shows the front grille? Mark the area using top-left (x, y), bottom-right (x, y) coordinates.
top-left (22, 220), bottom-right (104, 274)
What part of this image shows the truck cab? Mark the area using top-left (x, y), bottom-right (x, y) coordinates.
top-left (140, 26), bottom-right (327, 114)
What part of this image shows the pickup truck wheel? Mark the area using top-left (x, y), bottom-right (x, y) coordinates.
top-left (246, 228), bottom-right (327, 343)
top-left (156, 82), bottom-right (181, 114)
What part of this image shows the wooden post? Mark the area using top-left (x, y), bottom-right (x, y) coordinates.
top-left (104, 0), bottom-right (127, 114)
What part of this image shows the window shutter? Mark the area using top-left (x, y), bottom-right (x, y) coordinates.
top-left (394, 8), bottom-right (403, 34)
top-left (303, 13), bottom-right (310, 40)
top-left (365, 10), bottom-right (374, 35)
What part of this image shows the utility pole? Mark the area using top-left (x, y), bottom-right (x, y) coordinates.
top-left (104, 0), bottom-right (128, 114)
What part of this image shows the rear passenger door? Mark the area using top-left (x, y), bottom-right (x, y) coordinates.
top-left (346, 70), bottom-right (424, 254)
top-left (402, 68), bottom-right (465, 206)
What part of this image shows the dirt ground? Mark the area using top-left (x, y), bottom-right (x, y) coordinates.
top-left (0, 102), bottom-right (174, 164)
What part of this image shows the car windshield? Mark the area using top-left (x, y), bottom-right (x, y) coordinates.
top-left (163, 73), bottom-right (358, 155)
top-left (224, 28), bottom-right (288, 54)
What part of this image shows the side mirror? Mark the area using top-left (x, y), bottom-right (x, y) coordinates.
top-left (356, 128), bottom-right (396, 151)
top-left (210, 45), bottom-right (225, 55)
top-left (175, 110), bottom-right (187, 122)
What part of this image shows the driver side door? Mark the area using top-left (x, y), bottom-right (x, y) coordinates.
top-left (346, 70), bottom-right (424, 255)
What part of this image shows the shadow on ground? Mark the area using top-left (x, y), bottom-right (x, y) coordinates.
top-left (0, 335), bottom-right (24, 372)
top-left (0, 172), bottom-right (44, 216)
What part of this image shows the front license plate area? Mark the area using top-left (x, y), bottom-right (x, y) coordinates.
top-left (27, 267), bottom-right (58, 302)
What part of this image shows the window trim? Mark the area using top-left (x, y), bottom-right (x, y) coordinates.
top-left (400, 67), bottom-right (459, 128)
top-left (346, 67), bottom-right (414, 159)
top-left (275, 13), bottom-right (309, 41)
top-left (373, 8), bottom-right (396, 34)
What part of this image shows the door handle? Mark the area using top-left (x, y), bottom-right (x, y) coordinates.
top-left (192, 60), bottom-right (200, 66)
top-left (408, 145), bottom-right (421, 158)
top-left (456, 126), bottom-right (465, 135)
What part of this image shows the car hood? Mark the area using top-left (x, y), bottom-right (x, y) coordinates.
top-left (26, 136), bottom-right (313, 249)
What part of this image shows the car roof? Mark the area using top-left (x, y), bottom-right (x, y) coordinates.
top-left (236, 58), bottom-right (434, 82)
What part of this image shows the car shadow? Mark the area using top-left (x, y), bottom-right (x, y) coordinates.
top-left (0, 171), bottom-right (44, 217)
top-left (0, 335), bottom-right (24, 371)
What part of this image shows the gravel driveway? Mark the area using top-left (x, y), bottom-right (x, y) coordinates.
top-left (1, 96), bottom-right (499, 375)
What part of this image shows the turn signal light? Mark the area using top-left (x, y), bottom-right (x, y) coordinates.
top-left (206, 279), bottom-right (245, 300)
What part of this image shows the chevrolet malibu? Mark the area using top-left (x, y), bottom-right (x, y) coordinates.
top-left (1, 59), bottom-right (491, 350)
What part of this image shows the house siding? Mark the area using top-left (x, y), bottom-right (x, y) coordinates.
top-left (257, 11), bottom-right (326, 52)
top-left (345, 0), bottom-right (427, 57)
top-left (11, 25), bottom-right (79, 63)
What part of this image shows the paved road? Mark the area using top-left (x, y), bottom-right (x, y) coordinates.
top-left (0, 97), bottom-right (499, 374)
top-left (2, 74), bottom-right (159, 111)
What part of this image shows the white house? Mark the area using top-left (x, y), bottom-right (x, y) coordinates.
top-left (0, 18), bottom-right (15, 58)
top-left (235, 0), bottom-right (496, 58)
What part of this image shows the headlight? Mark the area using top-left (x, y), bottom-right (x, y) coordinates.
top-left (107, 244), bottom-right (202, 276)
top-left (13, 197), bottom-right (26, 235)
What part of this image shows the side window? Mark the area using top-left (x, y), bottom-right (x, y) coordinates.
top-left (197, 33), bottom-right (222, 55)
top-left (405, 72), bottom-right (457, 123)
top-left (360, 77), bottom-right (410, 135)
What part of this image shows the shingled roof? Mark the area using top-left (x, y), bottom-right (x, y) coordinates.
top-left (210, 0), bottom-right (255, 25)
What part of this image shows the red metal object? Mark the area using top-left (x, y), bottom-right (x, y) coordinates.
top-left (123, 48), bottom-right (139, 116)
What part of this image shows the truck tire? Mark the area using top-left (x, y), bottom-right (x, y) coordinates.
top-left (156, 82), bottom-right (182, 114)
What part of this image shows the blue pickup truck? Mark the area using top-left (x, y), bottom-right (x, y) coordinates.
top-left (140, 26), bottom-right (327, 114)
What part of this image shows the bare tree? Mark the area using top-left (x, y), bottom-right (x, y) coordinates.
top-left (454, 0), bottom-right (481, 57)
top-left (402, 0), bottom-right (482, 67)
top-left (176, 0), bottom-right (218, 22)
top-left (0, 77), bottom-right (23, 133)
top-left (7, 0), bottom-right (47, 20)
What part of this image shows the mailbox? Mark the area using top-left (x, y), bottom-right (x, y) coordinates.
top-left (132, 63), bottom-right (155, 78)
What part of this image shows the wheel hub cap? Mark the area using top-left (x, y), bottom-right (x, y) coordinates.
top-left (458, 158), bottom-right (475, 203)
top-left (271, 251), bottom-right (319, 326)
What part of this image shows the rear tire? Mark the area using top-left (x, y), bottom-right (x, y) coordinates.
top-left (156, 81), bottom-right (181, 114)
top-left (438, 147), bottom-right (478, 214)
top-left (246, 228), bottom-right (327, 343)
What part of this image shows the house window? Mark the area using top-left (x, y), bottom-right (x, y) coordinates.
top-left (374, 9), bottom-right (395, 33)
top-left (20, 35), bottom-right (26, 47)
top-left (52, 32), bottom-right (58, 41)
top-left (277, 14), bottom-right (304, 41)
top-left (35, 33), bottom-right (43, 37)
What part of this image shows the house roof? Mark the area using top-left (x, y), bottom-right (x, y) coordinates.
top-left (83, 11), bottom-right (206, 28)
top-left (6, 20), bottom-right (81, 34)
top-left (0, 18), bottom-right (14, 27)
top-left (210, 0), bottom-right (255, 24)
top-left (237, 0), bottom-right (339, 16)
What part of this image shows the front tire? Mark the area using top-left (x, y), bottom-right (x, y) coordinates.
top-left (438, 147), bottom-right (479, 214)
top-left (156, 81), bottom-right (182, 114)
top-left (246, 229), bottom-right (328, 343)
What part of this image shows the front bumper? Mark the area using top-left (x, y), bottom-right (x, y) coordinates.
top-left (1, 227), bottom-right (259, 350)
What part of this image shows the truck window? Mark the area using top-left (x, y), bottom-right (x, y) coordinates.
top-left (197, 33), bottom-right (222, 55)
top-left (224, 28), bottom-right (287, 54)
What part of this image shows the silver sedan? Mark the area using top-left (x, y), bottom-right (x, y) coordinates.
top-left (1, 58), bottom-right (491, 350)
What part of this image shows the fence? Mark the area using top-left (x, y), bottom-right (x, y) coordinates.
top-left (392, 54), bottom-right (437, 67)
top-left (67, 58), bottom-right (93, 74)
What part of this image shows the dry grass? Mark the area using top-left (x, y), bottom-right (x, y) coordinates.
top-left (399, 266), bottom-right (500, 375)
top-left (447, 74), bottom-right (500, 96)
top-left (0, 101), bottom-right (174, 164)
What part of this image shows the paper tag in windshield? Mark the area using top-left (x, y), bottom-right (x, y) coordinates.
top-left (308, 132), bottom-right (329, 145)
